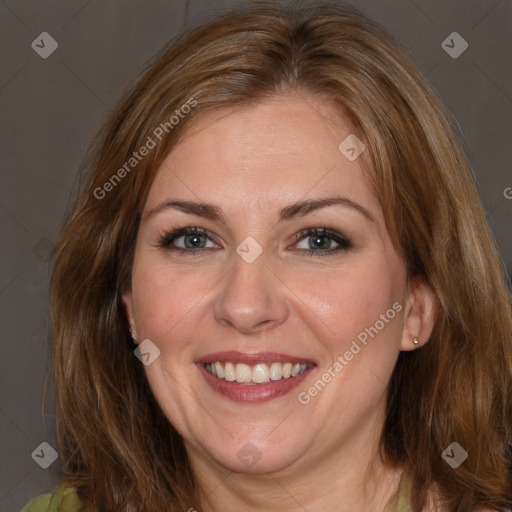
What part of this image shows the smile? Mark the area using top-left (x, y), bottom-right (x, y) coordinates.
top-left (204, 361), bottom-right (312, 384)
top-left (196, 351), bottom-right (316, 402)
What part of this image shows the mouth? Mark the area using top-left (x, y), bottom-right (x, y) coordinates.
top-left (196, 351), bottom-right (316, 402)
top-left (203, 361), bottom-right (312, 384)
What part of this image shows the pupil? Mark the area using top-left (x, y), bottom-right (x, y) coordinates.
top-left (311, 235), bottom-right (330, 250)
top-left (183, 233), bottom-right (332, 250)
top-left (185, 234), bottom-right (204, 248)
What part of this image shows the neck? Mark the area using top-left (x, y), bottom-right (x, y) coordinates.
top-left (186, 407), bottom-right (405, 512)
top-left (199, 459), bottom-right (403, 512)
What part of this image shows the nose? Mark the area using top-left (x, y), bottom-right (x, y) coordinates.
top-left (213, 248), bottom-right (289, 335)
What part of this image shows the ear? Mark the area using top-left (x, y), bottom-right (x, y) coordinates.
top-left (400, 276), bottom-right (437, 351)
top-left (122, 287), bottom-right (138, 343)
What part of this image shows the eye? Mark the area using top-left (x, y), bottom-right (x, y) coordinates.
top-left (157, 225), bottom-right (352, 258)
top-left (293, 227), bottom-right (352, 257)
top-left (158, 226), bottom-right (219, 255)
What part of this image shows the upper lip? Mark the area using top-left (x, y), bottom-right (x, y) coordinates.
top-left (196, 351), bottom-right (316, 365)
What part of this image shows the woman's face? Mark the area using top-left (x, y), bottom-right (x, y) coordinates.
top-left (123, 92), bottom-right (426, 476)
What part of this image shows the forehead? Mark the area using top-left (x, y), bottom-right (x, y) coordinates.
top-left (144, 93), bottom-right (381, 220)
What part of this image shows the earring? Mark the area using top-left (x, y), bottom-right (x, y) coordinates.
top-left (413, 337), bottom-right (420, 346)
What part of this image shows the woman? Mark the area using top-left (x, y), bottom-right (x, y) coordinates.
top-left (21, 1), bottom-right (512, 511)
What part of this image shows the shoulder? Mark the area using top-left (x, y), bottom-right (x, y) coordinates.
top-left (20, 483), bottom-right (83, 512)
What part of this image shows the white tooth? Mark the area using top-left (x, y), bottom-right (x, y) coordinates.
top-left (224, 362), bottom-right (236, 381)
top-left (214, 362), bottom-right (224, 378)
top-left (291, 363), bottom-right (301, 377)
top-left (269, 362), bottom-right (283, 380)
top-left (252, 363), bottom-right (270, 383)
top-left (210, 363), bottom-right (217, 377)
top-left (299, 363), bottom-right (308, 374)
top-left (235, 363), bottom-right (252, 383)
top-left (282, 362), bottom-right (292, 378)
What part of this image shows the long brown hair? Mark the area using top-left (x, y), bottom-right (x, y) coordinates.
top-left (49, 2), bottom-right (512, 510)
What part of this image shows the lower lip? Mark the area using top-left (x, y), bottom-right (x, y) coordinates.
top-left (197, 363), bottom-right (315, 403)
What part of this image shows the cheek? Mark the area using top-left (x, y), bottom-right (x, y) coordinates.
top-left (285, 257), bottom-right (403, 353)
top-left (130, 255), bottom-right (215, 338)
top-left (130, 242), bottom-right (405, 362)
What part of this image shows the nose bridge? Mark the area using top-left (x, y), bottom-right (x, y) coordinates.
top-left (213, 243), bottom-right (287, 333)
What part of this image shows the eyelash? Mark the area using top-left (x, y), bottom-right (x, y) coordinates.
top-left (157, 225), bottom-right (353, 258)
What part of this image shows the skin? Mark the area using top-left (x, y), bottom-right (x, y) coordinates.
top-left (123, 91), bottom-right (437, 512)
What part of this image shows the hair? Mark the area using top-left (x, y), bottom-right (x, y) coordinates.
top-left (49, 1), bottom-right (512, 511)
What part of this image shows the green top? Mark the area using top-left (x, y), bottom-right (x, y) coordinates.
top-left (20, 475), bottom-right (412, 511)
top-left (20, 483), bottom-right (83, 512)
top-left (385, 473), bottom-right (413, 512)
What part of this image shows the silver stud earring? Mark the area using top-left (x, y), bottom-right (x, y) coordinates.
top-left (413, 337), bottom-right (420, 346)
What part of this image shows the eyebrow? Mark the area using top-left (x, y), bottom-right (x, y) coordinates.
top-left (144, 196), bottom-right (376, 224)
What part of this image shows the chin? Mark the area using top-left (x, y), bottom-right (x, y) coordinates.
top-left (195, 433), bottom-right (310, 474)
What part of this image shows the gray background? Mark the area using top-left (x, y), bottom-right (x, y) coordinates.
top-left (0, 0), bottom-right (510, 510)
